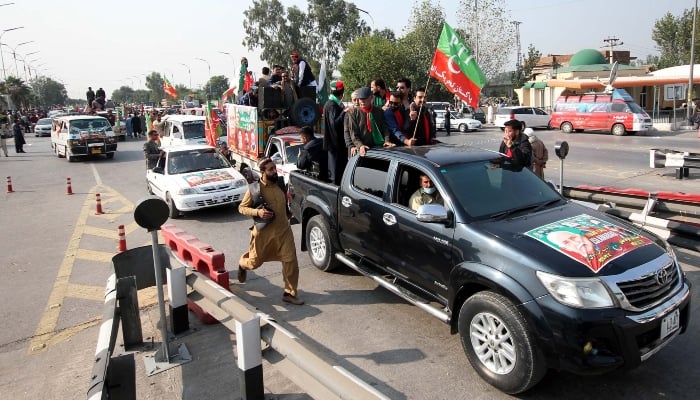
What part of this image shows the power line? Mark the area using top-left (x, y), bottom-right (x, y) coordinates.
top-left (603, 36), bottom-right (624, 64)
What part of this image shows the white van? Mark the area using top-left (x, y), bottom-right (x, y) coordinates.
top-left (159, 115), bottom-right (208, 147)
top-left (51, 115), bottom-right (117, 162)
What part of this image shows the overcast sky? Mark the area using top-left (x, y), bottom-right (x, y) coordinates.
top-left (0, 0), bottom-right (690, 100)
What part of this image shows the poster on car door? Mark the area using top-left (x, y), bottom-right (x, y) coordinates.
top-left (226, 104), bottom-right (258, 158)
top-left (525, 214), bottom-right (653, 273)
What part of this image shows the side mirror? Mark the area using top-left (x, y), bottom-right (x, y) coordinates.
top-left (416, 204), bottom-right (448, 223)
top-left (152, 166), bottom-right (164, 174)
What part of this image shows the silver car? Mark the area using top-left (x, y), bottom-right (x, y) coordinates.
top-left (34, 118), bottom-right (52, 137)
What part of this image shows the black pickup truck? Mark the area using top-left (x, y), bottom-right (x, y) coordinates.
top-left (288, 144), bottom-right (691, 394)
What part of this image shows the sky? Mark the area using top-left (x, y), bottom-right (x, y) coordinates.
top-left (0, 0), bottom-right (692, 100)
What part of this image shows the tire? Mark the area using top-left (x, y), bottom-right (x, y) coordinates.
top-left (546, 121), bottom-right (552, 130)
top-left (306, 215), bottom-right (339, 271)
top-left (106, 152), bottom-right (114, 159)
top-left (459, 124), bottom-right (468, 133)
top-left (290, 97), bottom-right (321, 126)
top-left (66, 148), bottom-right (74, 162)
top-left (520, 121), bottom-right (527, 130)
top-left (611, 123), bottom-right (626, 136)
top-left (166, 193), bottom-right (181, 219)
top-left (458, 291), bottom-right (546, 394)
top-left (560, 122), bottom-right (573, 134)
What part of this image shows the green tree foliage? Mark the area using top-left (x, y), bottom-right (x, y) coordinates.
top-left (2, 77), bottom-right (33, 109)
top-left (243, 0), bottom-right (369, 73)
top-left (653, 10), bottom-right (697, 68)
top-left (512, 44), bottom-right (542, 89)
top-left (111, 86), bottom-right (136, 104)
top-left (204, 75), bottom-right (230, 99)
top-left (31, 77), bottom-right (67, 108)
top-left (338, 33), bottom-right (409, 93)
top-left (144, 72), bottom-right (165, 104)
top-left (399, 0), bottom-right (451, 101)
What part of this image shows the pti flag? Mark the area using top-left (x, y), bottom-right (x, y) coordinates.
top-left (429, 23), bottom-right (487, 109)
top-left (221, 86), bottom-right (237, 103)
top-left (204, 100), bottom-right (221, 146)
top-left (238, 58), bottom-right (248, 97)
top-left (163, 77), bottom-right (178, 99)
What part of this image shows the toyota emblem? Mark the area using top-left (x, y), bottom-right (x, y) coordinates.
top-left (655, 268), bottom-right (671, 285)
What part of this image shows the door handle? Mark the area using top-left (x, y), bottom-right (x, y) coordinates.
top-left (341, 196), bottom-right (352, 208)
top-left (383, 213), bottom-right (397, 226)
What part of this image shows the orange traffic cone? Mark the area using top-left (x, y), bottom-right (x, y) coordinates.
top-left (95, 193), bottom-right (104, 215)
top-left (117, 225), bottom-right (126, 252)
top-left (6, 176), bottom-right (13, 193)
top-left (66, 177), bottom-right (73, 195)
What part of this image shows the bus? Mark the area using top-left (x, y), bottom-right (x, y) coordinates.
top-left (550, 88), bottom-right (652, 136)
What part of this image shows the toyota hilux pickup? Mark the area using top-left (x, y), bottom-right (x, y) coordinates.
top-left (288, 144), bottom-right (691, 394)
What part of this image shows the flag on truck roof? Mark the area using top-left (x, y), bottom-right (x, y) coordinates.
top-left (204, 99), bottom-right (221, 147)
top-left (238, 59), bottom-right (248, 97)
top-left (429, 23), bottom-right (487, 109)
top-left (163, 77), bottom-right (178, 99)
top-left (222, 86), bottom-right (237, 104)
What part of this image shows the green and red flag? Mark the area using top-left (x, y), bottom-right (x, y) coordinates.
top-left (429, 23), bottom-right (487, 109)
top-left (221, 86), bottom-right (237, 103)
top-left (238, 58), bottom-right (248, 98)
top-left (163, 77), bottom-right (178, 99)
top-left (204, 100), bottom-right (221, 146)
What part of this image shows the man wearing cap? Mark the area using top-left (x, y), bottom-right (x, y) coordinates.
top-left (237, 158), bottom-right (304, 305)
top-left (346, 87), bottom-right (395, 156)
top-left (290, 51), bottom-right (317, 88)
top-left (323, 80), bottom-right (347, 184)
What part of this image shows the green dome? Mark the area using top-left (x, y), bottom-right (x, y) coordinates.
top-left (569, 49), bottom-right (607, 66)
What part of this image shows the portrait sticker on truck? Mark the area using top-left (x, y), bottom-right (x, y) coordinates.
top-left (525, 214), bottom-right (653, 273)
top-left (182, 170), bottom-right (234, 187)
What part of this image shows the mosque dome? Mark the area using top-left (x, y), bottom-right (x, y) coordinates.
top-left (569, 49), bottom-right (607, 66)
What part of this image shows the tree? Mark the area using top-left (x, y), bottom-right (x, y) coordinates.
top-left (144, 72), bottom-right (165, 104)
top-left (3, 77), bottom-right (33, 109)
top-left (457, 0), bottom-right (515, 79)
top-left (243, 0), bottom-right (369, 72)
top-left (204, 75), bottom-right (230, 99)
top-left (111, 86), bottom-right (136, 104)
top-left (653, 10), bottom-right (696, 69)
top-left (398, 0), bottom-right (451, 101)
top-left (31, 77), bottom-right (68, 108)
top-left (339, 33), bottom-right (408, 92)
top-left (512, 44), bottom-right (542, 89)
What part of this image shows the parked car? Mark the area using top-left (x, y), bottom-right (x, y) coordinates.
top-left (436, 110), bottom-right (482, 132)
top-left (146, 145), bottom-right (248, 218)
top-left (494, 106), bottom-right (551, 130)
top-left (472, 108), bottom-right (486, 123)
top-left (34, 118), bottom-right (52, 137)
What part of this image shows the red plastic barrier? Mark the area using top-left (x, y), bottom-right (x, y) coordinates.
top-left (161, 224), bottom-right (230, 324)
top-left (575, 185), bottom-right (700, 204)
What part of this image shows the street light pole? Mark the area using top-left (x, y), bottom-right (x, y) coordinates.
top-left (8, 40), bottom-right (34, 78)
top-left (179, 62), bottom-right (191, 89)
top-left (195, 57), bottom-right (212, 98)
top-left (0, 26), bottom-right (23, 80)
top-left (218, 51), bottom-right (236, 83)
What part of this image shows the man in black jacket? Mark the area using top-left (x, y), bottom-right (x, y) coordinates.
top-left (297, 126), bottom-right (327, 180)
top-left (322, 80), bottom-right (347, 184)
top-left (498, 119), bottom-right (532, 169)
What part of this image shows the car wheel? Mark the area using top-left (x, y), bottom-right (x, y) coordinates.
top-left (290, 97), bottom-right (321, 126)
top-left (546, 120), bottom-right (552, 130)
top-left (459, 124), bottom-right (468, 133)
top-left (166, 193), bottom-right (181, 219)
top-left (458, 291), bottom-right (546, 394)
top-left (66, 148), bottom-right (74, 162)
top-left (561, 122), bottom-right (573, 134)
top-left (106, 152), bottom-right (114, 159)
top-left (521, 121), bottom-right (527, 130)
top-left (306, 215), bottom-right (339, 272)
top-left (611, 123), bottom-right (626, 136)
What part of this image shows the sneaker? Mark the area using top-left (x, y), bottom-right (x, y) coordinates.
top-left (282, 293), bottom-right (304, 305)
top-left (237, 266), bottom-right (247, 283)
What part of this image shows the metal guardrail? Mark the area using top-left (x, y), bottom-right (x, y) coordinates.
top-left (184, 267), bottom-right (390, 400)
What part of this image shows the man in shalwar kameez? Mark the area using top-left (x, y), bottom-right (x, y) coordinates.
top-left (237, 158), bottom-right (304, 305)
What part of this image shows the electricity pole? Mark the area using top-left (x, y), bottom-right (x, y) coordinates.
top-left (603, 36), bottom-right (623, 64)
top-left (512, 21), bottom-right (522, 71)
top-left (688, 0), bottom-right (697, 122)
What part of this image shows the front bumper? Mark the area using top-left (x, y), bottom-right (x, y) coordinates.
top-left (533, 279), bottom-right (691, 375)
top-left (69, 143), bottom-right (118, 155)
top-left (172, 187), bottom-right (246, 212)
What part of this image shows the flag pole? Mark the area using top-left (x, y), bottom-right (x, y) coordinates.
top-left (411, 75), bottom-right (433, 140)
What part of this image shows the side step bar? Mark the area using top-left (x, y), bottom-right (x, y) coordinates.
top-left (335, 253), bottom-right (451, 324)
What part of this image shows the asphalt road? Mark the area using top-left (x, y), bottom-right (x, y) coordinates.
top-left (0, 129), bottom-right (698, 399)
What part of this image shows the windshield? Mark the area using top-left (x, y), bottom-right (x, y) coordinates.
top-left (183, 120), bottom-right (206, 139)
top-left (441, 161), bottom-right (562, 220)
top-left (70, 119), bottom-right (111, 132)
top-left (37, 118), bottom-right (52, 125)
top-left (168, 148), bottom-right (231, 174)
top-left (627, 101), bottom-right (644, 114)
top-left (285, 143), bottom-right (303, 165)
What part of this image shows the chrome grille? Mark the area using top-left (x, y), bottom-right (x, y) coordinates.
top-left (201, 184), bottom-right (233, 192)
top-left (616, 262), bottom-right (679, 309)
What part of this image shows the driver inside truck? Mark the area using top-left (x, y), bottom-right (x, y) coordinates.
top-left (409, 173), bottom-right (443, 211)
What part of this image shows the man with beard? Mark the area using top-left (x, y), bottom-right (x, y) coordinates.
top-left (297, 125), bottom-right (327, 179)
top-left (384, 91), bottom-right (415, 146)
top-left (237, 158), bottom-right (304, 305)
top-left (406, 87), bottom-right (436, 146)
top-left (370, 78), bottom-right (389, 109)
top-left (346, 87), bottom-right (395, 156)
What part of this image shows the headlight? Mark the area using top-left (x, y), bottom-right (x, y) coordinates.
top-left (536, 271), bottom-right (615, 308)
top-left (234, 179), bottom-right (246, 188)
top-left (176, 187), bottom-right (196, 195)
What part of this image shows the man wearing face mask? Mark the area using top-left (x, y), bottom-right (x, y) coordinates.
top-left (409, 174), bottom-right (443, 211)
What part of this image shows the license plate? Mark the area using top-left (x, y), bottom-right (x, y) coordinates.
top-left (660, 308), bottom-right (680, 339)
top-left (91, 148), bottom-right (102, 154)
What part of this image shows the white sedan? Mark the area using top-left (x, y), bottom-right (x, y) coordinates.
top-left (449, 112), bottom-right (482, 132)
top-left (146, 145), bottom-right (248, 218)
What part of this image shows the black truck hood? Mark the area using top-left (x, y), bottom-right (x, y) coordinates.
top-left (470, 203), bottom-right (669, 278)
